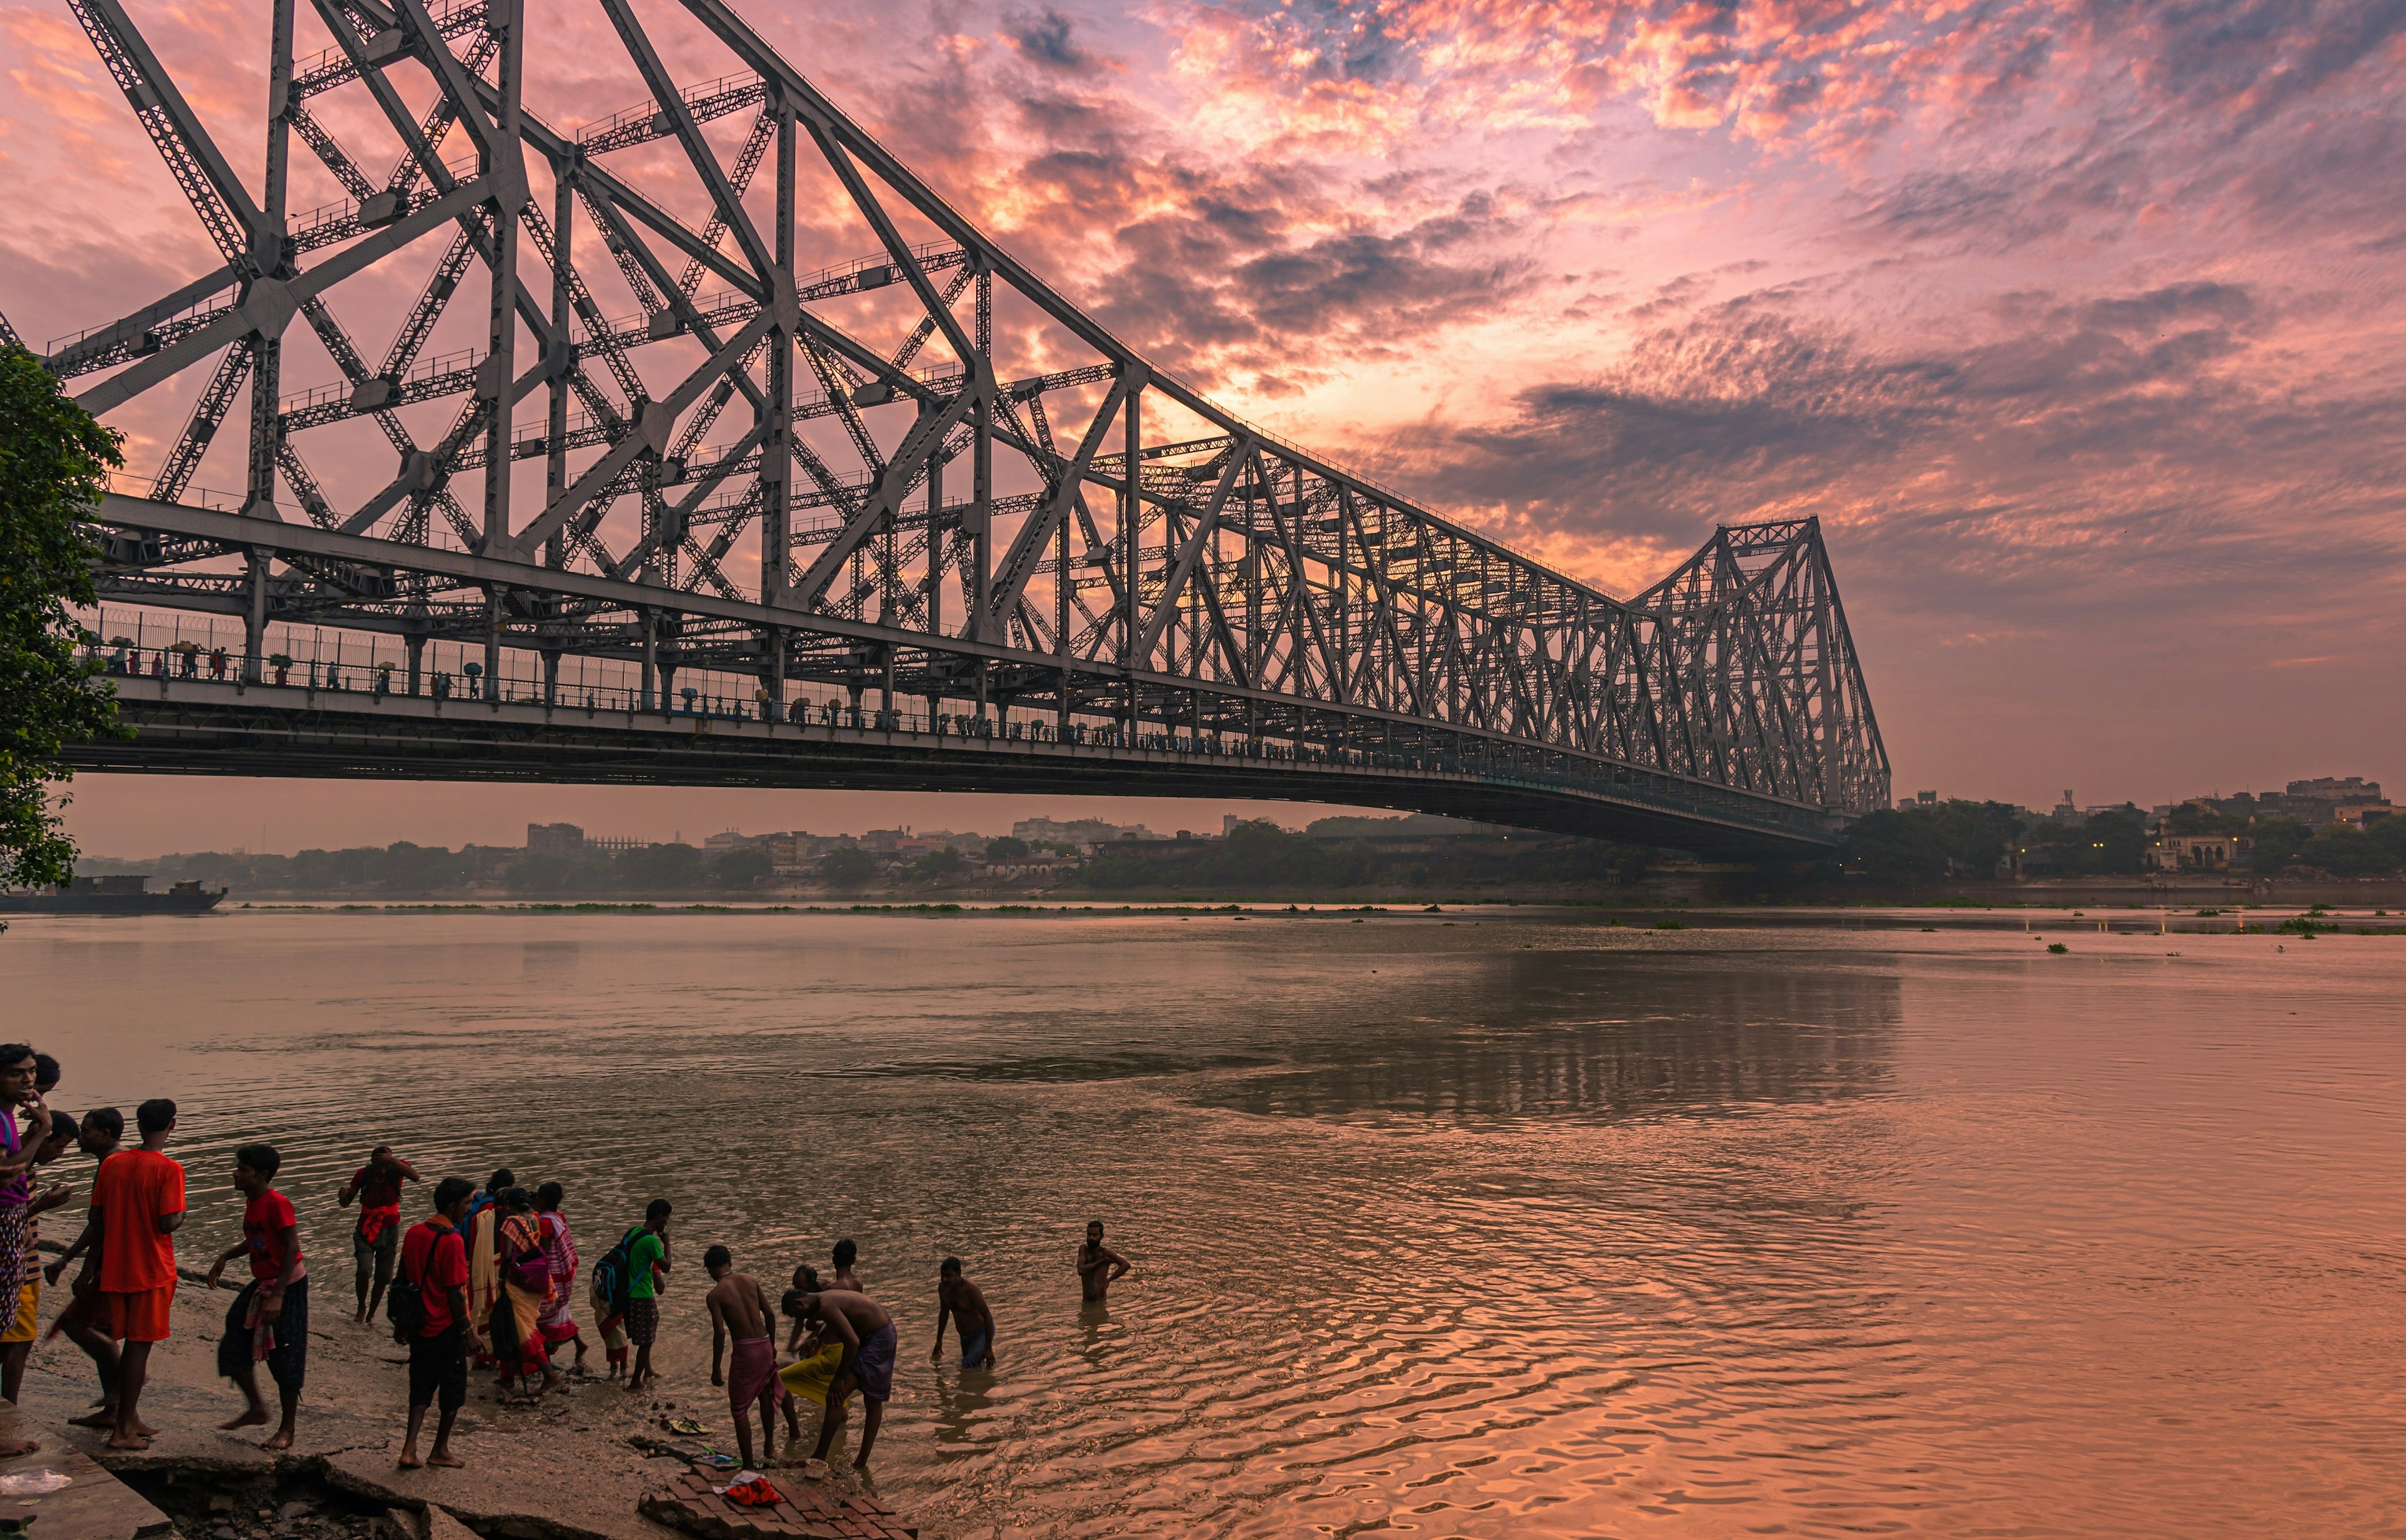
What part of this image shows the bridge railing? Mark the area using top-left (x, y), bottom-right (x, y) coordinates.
top-left (77, 613), bottom-right (1831, 840)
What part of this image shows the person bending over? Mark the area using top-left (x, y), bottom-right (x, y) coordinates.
top-left (792, 1289), bottom-right (896, 1474)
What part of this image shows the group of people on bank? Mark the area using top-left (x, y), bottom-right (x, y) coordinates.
top-left (0, 1048), bottom-right (1137, 1475)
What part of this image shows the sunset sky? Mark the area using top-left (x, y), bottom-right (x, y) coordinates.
top-left (5, 0), bottom-right (2402, 855)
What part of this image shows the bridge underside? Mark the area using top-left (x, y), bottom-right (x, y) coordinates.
top-left (76, 681), bottom-right (1839, 858)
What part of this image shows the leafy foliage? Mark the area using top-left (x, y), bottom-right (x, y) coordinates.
top-left (0, 345), bottom-right (128, 890)
top-left (1840, 799), bottom-right (2024, 881)
top-left (817, 846), bottom-right (878, 890)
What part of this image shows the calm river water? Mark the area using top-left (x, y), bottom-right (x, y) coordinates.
top-left (9, 910), bottom-right (2404, 1537)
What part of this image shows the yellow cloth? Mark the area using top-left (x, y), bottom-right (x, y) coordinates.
top-left (1, 1277), bottom-right (34, 1345)
top-left (776, 1344), bottom-right (845, 1405)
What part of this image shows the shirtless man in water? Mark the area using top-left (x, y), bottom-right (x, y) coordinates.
top-left (791, 1290), bottom-right (896, 1472)
top-left (1077, 1221), bottom-right (1130, 1303)
top-left (703, 1247), bottom-right (782, 1470)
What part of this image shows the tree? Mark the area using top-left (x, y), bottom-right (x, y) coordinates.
top-left (983, 835), bottom-right (1031, 861)
top-left (0, 345), bottom-right (128, 892)
top-left (818, 846), bottom-right (878, 890)
top-left (709, 846), bottom-right (773, 888)
top-left (907, 846), bottom-right (966, 882)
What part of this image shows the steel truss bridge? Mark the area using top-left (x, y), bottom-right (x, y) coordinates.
top-left (13, 0), bottom-right (1890, 856)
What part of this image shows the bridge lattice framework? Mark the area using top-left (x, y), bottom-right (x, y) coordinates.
top-left (11, 0), bottom-right (1890, 853)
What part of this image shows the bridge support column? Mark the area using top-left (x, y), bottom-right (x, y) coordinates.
top-left (484, 589), bottom-right (502, 701)
top-left (640, 611), bottom-right (657, 711)
top-left (405, 633), bottom-right (424, 697)
top-left (768, 629), bottom-right (786, 722)
top-left (541, 647), bottom-right (559, 707)
top-left (242, 550), bottom-right (269, 684)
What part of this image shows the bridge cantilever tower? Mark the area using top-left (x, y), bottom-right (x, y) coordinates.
top-left (13, 0), bottom-right (1889, 855)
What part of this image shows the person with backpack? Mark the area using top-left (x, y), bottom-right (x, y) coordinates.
top-left (397, 1177), bottom-right (481, 1470)
top-left (588, 1202), bottom-right (668, 1384)
top-left (622, 1199), bottom-right (672, 1392)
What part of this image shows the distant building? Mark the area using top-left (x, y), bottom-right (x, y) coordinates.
top-left (704, 829), bottom-right (766, 852)
top-left (588, 835), bottom-right (643, 855)
top-left (2050, 789), bottom-right (2080, 823)
top-left (2150, 833), bottom-right (2252, 872)
top-left (526, 822), bottom-right (583, 858)
top-left (1222, 813), bottom-right (1240, 836)
top-left (2289, 776), bottom-right (2382, 801)
top-left (1012, 816), bottom-right (1154, 848)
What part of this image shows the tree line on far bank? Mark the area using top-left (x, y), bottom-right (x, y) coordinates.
top-left (1841, 798), bottom-right (2406, 882)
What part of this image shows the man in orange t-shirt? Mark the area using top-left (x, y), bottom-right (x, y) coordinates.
top-left (82, 1098), bottom-right (185, 1450)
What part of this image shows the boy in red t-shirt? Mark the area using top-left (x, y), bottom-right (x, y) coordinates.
top-left (204, 1143), bottom-right (305, 1449)
top-left (80, 1097), bottom-right (185, 1450)
top-left (398, 1177), bottom-right (482, 1470)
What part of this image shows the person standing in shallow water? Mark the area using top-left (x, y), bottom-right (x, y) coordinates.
top-left (1077, 1221), bottom-right (1129, 1303)
top-left (338, 1145), bottom-right (417, 1324)
top-left (930, 1256), bottom-right (998, 1369)
top-left (704, 1245), bottom-right (783, 1470)
top-left (205, 1143), bottom-right (306, 1450)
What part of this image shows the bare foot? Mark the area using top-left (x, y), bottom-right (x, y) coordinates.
top-left (398, 1449), bottom-right (424, 1470)
top-left (263, 1429), bottom-right (294, 1450)
top-left (68, 1409), bottom-right (116, 1429)
top-left (427, 1449), bottom-right (465, 1469)
top-left (131, 1419), bottom-right (160, 1439)
top-left (0, 1437), bottom-right (38, 1458)
top-left (219, 1409), bottom-right (272, 1431)
top-left (105, 1431), bottom-right (152, 1451)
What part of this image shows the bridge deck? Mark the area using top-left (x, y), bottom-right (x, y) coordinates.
top-left (78, 675), bottom-right (1841, 857)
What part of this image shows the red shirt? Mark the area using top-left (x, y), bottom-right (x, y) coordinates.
top-left (352, 1165), bottom-right (404, 1209)
top-left (243, 1189), bottom-right (300, 1282)
top-left (91, 1148), bottom-right (185, 1293)
top-left (401, 1218), bottom-right (469, 1336)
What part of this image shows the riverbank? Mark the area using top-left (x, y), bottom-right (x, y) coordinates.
top-left (31, 896), bottom-right (2405, 936)
top-left (14, 1262), bottom-right (915, 1540)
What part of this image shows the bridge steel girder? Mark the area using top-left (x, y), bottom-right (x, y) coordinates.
top-left (32, 0), bottom-right (1889, 855)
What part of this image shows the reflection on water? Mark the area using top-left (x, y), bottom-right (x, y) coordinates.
top-left (11, 913), bottom-right (2406, 1537)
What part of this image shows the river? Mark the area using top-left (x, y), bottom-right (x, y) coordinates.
top-left (10, 909), bottom-right (2403, 1536)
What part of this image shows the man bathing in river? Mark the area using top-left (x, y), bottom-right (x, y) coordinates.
top-left (831, 1236), bottom-right (865, 1295)
top-left (791, 1289), bottom-right (896, 1473)
top-left (1077, 1221), bottom-right (1130, 1303)
top-left (206, 1143), bottom-right (306, 1449)
top-left (704, 1246), bottom-right (783, 1469)
top-left (930, 1257), bottom-right (998, 1369)
top-left (338, 1145), bottom-right (417, 1324)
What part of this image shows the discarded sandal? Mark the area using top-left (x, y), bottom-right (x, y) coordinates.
top-left (665, 1417), bottom-right (708, 1435)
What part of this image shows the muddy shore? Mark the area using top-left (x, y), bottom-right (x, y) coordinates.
top-left (14, 1257), bottom-right (910, 1539)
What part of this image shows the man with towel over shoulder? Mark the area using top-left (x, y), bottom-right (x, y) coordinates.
top-left (338, 1146), bottom-right (418, 1324)
top-left (704, 1246), bottom-right (783, 1470)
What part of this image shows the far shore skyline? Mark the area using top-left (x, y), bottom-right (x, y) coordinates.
top-left (57, 761), bottom-right (2389, 860)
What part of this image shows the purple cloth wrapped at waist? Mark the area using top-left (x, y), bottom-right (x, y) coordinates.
top-left (727, 1336), bottom-right (783, 1411)
top-left (850, 1322), bottom-right (897, 1403)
